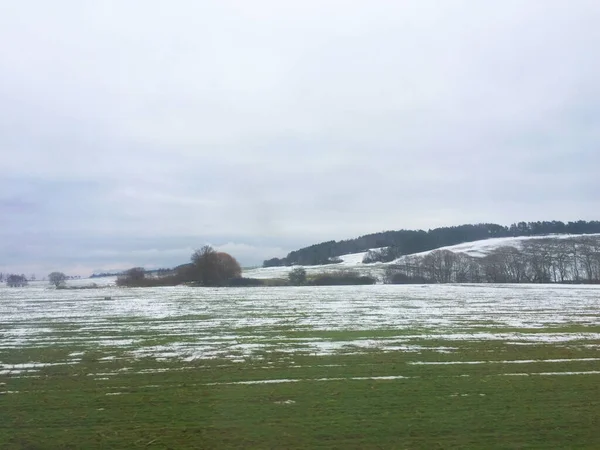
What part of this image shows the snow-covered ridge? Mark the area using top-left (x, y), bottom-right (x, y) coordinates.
top-left (243, 234), bottom-right (600, 280)
top-left (398, 233), bottom-right (600, 259)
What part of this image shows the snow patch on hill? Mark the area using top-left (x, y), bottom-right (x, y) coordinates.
top-left (244, 234), bottom-right (600, 280)
top-left (243, 250), bottom-right (378, 280)
top-left (396, 233), bottom-right (600, 260)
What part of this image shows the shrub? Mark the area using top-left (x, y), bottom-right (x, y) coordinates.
top-left (6, 274), bottom-right (28, 287)
top-left (288, 267), bottom-right (307, 285)
top-left (383, 269), bottom-right (430, 284)
top-left (48, 272), bottom-right (67, 288)
top-left (116, 267), bottom-right (146, 287)
top-left (308, 271), bottom-right (376, 286)
top-left (191, 246), bottom-right (242, 286)
top-left (362, 248), bottom-right (398, 264)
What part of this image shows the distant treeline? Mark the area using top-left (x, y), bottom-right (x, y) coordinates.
top-left (2, 272), bottom-right (82, 288)
top-left (1, 273), bottom-right (36, 284)
top-left (116, 246), bottom-right (242, 287)
top-left (263, 220), bottom-right (600, 267)
top-left (235, 270), bottom-right (376, 287)
top-left (2, 274), bottom-right (29, 287)
top-left (384, 236), bottom-right (600, 284)
top-left (90, 272), bottom-right (122, 278)
top-left (91, 270), bottom-right (165, 278)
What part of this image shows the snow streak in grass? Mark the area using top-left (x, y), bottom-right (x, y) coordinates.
top-left (0, 284), bottom-right (599, 373)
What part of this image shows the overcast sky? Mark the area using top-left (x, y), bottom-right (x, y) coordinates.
top-left (2, 1), bottom-right (599, 277)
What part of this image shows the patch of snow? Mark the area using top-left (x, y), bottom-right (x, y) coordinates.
top-left (498, 371), bottom-right (600, 377)
top-left (410, 357), bottom-right (600, 365)
top-left (1, 282), bottom-right (599, 371)
top-left (393, 233), bottom-right (600, 260)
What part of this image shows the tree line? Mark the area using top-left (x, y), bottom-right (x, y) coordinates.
top-left (1, 273), bottom-right (36, 283)
top-left (2, 274), bottom-right (29, 287)
top-left (117, 246), bottom-right (242, 287)
top-left (263, 220), bottom-right (600, 267)
top-left (383, 236), bottom-right (600, 284)
top-left (2, 272), bottom-right (84, 288)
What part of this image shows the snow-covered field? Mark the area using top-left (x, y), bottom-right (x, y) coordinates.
top-left (1, 283), bottom-right (599, 376)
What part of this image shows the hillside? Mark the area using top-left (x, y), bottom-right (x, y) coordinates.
top-left (246, 233), bottom-right (600, 284)
top-left (395, 233), bottom-right (600, 258)
top-left (263, 220), bottom-right (600, 267)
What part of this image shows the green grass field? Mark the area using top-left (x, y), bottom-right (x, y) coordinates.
top-left (3, 335), bottom-right (600, 449)
top-left (1, 284), bottom-right (599, 448)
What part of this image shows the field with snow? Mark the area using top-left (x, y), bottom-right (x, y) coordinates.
top-left (1, 283), bottom-right (599, 448)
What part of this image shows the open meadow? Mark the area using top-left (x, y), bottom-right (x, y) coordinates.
top-left (1, 283), bottom-right (599, 449)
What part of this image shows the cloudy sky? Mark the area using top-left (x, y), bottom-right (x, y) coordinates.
top-left (2, 1), bottom-right (599, 277)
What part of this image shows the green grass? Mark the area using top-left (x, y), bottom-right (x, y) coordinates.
top-left (2, 338), bottom-right (600, 449)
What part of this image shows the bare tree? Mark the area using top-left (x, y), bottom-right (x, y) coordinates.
top-left (454, 253), bottom-right (473, 283)
top-left (191, 246), bottom-right (242, 286)
top-left (288, 267), bottom-right (307, 285)
top-left (384, 235), bottom-right (600, 285)
top-left (7, 274), bottom-right (28, 287)
top-left (548, 241), bottom-right (572, 283)
top-left (48, 272), bottom-right (67, 288)
top-left (568, 239), bottom-right (581, 282)
top-left (116, 267), bottom-right (146, 286)
top-left (522, 240), bottom-right (553, 283)
top-left (577, 237), bottom-right (600, 282)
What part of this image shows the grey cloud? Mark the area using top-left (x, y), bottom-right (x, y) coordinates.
top-left (1, 1), bottom-right (599, 276)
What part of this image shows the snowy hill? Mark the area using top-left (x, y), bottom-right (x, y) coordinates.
top-left (396, 234), bottom-right (600, 259)
top-left (244, 234), bottom-right (600, 281)
top-left (243, 250), bottom-right (380, 280)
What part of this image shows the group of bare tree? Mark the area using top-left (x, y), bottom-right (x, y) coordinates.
top-left (4, 274), bottom-right (29, 287)
top-left (1, 273), bottom-right (37, 285)
top-left (117, 245), bottom-right (242, 287)
top-left (384, 237), bottom-right (600, 284)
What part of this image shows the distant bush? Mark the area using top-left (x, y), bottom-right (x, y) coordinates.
top-left (263, 258), bottom-right (285, 267)
top-left (116, 247), bottom-right (242, 288)
top-left (48, 272), bottom-right (67, 288)
top-left (288, 267), bottom-right (307, 285)
top-left (191, 246), bottom-right (242, 286)
top-left (383, 268), bottom-right (430, 284)
top-left (57, 283), bottom-right (99, 290)
top-left (308, 271), bottom-right (376, 286)
top-left (116, 267), bottom-right (147, 287)
top-left (6, 274), bottom-right (28, 287)
top-left (362, 248), bottom-right (398, 264)
top-left (116, 267), bottom-right (184, 287)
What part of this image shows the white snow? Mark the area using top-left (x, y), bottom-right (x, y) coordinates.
top-left (1, 283), bottom-right (599, 374)
top-left (409, 358), bottom-right (600, 365)
top-left (394, 233), bottom-right (600, 260)
top-left (201, 370), bottom-right (600, 386)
